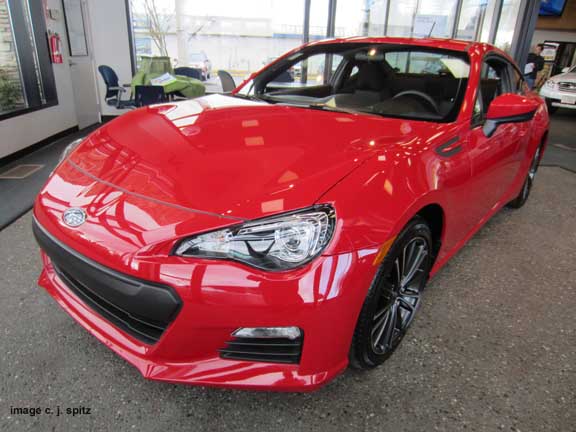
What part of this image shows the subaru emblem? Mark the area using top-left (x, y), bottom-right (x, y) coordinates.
top-left (62, 207), bottom-right (87, 227)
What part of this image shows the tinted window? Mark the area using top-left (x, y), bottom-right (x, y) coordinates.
top-left (480, 59), bottom-right (510, 114)
top-left (385, 52), bottom-right (469, 78)
top-left (240, 44), bottom-right (470, 123)
top-left (269, 53), bottom-right (344, 86)
top-left (509, 65), bottom-right (525, 94)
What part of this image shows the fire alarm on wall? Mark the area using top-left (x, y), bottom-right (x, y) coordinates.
top-left (47, 8), bottom-right (60, 20)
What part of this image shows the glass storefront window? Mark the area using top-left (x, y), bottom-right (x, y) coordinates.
top-left (0, 0), bottom-right (56, 120)
top-left (310, 0), bottom-right (330, 38)
top-left (413, 0), bottom-right (459, 38)
top-left (130, 0), bottom-right (305, 81)
top-left (455, 0), bottom-right (492, 41)
top-left (0, 0), bottom-right (27, 115)
top-left (335, 0), bottom-right (389, 38)
top-left (494, 0), bottom-right (522, 53)
top-left (127, 0), bottom-right (533, 94)
top-left (386, 0), bottom-right (418, 37)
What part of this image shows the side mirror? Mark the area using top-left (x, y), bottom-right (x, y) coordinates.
top-left (562, 67), bottom-right (570, 73)
top-left (483, 94), bottom-right (539, 137)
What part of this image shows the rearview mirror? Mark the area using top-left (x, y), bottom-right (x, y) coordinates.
top-left (562, 67), bottom-right (570, 73)
top-left (483, 94), bottom-right (539, 137)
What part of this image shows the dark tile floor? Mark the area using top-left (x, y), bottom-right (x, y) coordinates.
top-left (0, 125), bottom-right (99, 230)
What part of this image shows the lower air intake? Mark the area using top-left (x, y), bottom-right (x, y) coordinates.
top-left (219, 336), bottom-right (303, 364)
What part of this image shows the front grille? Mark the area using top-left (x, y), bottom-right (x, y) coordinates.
top-left (33, 219), bottom-right (182, 345)
top-left (559, 82), bottom-right (576, 93)
top-left (219, 336), bottom-right (303, 364)
top-left (53, 264), bottom-right (167, 344)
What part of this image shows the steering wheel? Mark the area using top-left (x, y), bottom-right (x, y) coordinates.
top-left (393, 90), bottom-right (440, 115)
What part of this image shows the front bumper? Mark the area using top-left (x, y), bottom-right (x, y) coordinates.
top-left (539, 86), bottom-right (576, 109)
top-left (34, 218), bottom-right (379, 391)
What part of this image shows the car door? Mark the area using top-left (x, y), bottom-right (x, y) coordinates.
top-left (463, 55), bottom-right (525, 220)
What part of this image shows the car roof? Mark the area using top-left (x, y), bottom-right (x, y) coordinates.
top-left (304, 36), bottom-right (491, 54)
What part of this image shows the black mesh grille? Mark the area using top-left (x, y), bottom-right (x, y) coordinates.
top-left (53, 265), bottom-right (166, 344)
top-left (219, 337), bottom-right (303, 364)
top-left (33, 219), bottom-right (181, 345)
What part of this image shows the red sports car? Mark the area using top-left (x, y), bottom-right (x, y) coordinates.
top-left (33, 38), bottom-right (549, 391)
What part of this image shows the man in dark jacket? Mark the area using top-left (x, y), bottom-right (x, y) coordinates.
top-left (525, 44), bottom-right (545, 90)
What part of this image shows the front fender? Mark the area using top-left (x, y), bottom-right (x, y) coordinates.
top-left (318, 131), bottom-right (472, 264)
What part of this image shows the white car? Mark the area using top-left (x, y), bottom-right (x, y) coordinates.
top-left (188, 52), bottom-right (212, 81)
top-left (540, 65), bottom-right (576, 113)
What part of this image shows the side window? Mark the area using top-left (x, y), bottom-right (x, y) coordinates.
top-left (291, 54), bottom-right (344, 86)
top-left (479, 59), bottom-right (511, 115)
top-left (472, 95), bottom-right (483, 126)
top-left (384, 52), bottom-right (464, 77)
top-left (385, 52), bottom-right (408, 73)
top-left (509, 65), bottom-right (525, 94)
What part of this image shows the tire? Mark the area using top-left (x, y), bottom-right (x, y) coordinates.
top-left (349, 217), bottom-right (433, 369)
top-left (507, 145), bottom-right (542, 209)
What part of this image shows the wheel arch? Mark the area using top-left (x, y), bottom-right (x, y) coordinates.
top-left (414, 203), bottom-right (444, 264)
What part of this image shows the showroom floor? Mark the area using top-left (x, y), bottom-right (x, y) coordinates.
top-left (1, 112), bottom-right (575, 431)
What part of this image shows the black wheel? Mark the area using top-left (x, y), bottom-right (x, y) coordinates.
top-left (507, 145), bottom-right (542, 209)
top-left (349, 217), bottom-right (433, 369)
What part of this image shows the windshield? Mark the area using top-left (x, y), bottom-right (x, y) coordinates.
top-left (238, 43), bottom-right (470, 122)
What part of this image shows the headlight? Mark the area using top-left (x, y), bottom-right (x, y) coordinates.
top-left (59, 138), bottom-right (83, 163)
top-left (545, 80), bottom-right (557, 90)
top-left (173, 205), bottom-right (335, 270)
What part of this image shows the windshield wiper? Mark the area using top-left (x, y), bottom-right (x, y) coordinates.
top-left (231, 93), bottom-right (261, 101)
top-left (306, 103), bottom-right (385, 118)
top-left (307, 104), bottom-right (359, 114)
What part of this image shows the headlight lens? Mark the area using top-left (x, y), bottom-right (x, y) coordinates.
top-left (59, 138), bottom-right (83, 163)
top-left (545, 80), bottom-right (557, 90)
top-left (173, 205), bottom-right (335, 270)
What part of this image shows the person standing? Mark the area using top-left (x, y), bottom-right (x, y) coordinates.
top-left (524, 44), bottom-right (545, 90)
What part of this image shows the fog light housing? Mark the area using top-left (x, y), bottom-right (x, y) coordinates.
top-left (221, 327), bottom-right (304, 364)
top-left (233, 326), bottom-right (302, 340)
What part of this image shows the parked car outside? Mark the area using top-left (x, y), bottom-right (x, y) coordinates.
top-left (33, 37), bottom-right (548, 392)
top-left (188, 51), bottom-right (212, 81)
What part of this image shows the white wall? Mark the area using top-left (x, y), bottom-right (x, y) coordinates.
top-left (85, 0), bottom-right (133, 117)
top-left (0, 0), bottom-right (134, 158)
top-left (0, 0), bottom-right (77, 159)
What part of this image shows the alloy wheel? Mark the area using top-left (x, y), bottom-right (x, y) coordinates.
top-left (370, 237), bottom-right (429, 355)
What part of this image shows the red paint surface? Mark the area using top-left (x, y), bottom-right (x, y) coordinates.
top-left (34, 38), bottom-right (549, 391)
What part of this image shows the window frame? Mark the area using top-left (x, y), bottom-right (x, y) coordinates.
top-left (471, 52), bottom-right (516, 129)
top-left (0, 0), bottom-right (58, 122)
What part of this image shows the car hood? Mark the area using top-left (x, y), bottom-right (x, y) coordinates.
top-left (550, 72), bottom-right (576, 82)
top-left (67, 94), bottom-right (431, 220)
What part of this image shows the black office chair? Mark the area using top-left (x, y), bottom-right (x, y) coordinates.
top-left (174, 67), bottom-right (202, 81)
top-left (217, 70), bottom-right (236, 93)
top-left (134, 85), bottom-right (167, 107)
top-left (98, 65), bottom-right (133, 108)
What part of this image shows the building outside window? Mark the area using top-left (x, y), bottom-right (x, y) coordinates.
top-left (129, 0), bottom-right (306, 80)
top-left (0, 0), bottom-right (57, 120)
top-left (494, 0), bottom-right (522, 53)
top-left (0, 0), bottom-right (26, 115)
top-left (126, 0), bottom-right (532, 82)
